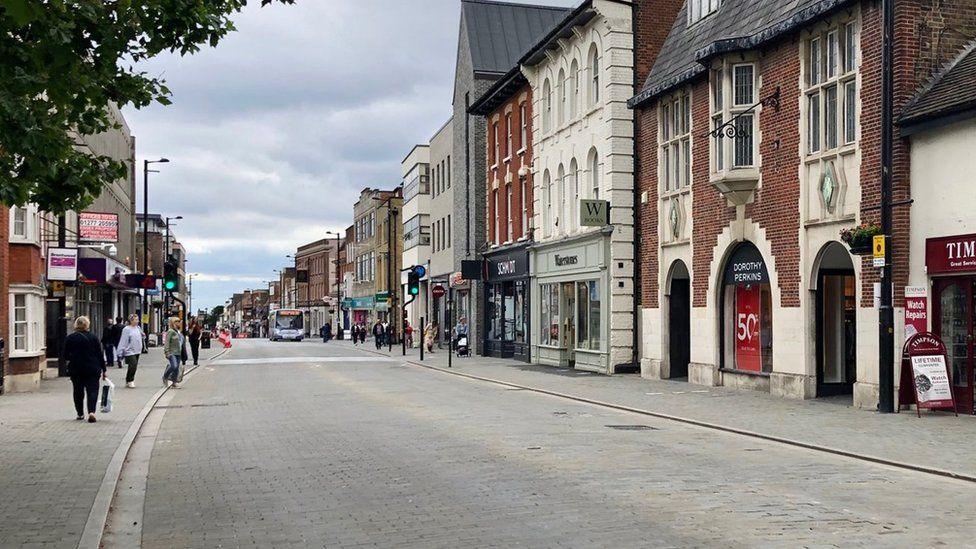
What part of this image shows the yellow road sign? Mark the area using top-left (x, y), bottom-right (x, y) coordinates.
top-left (873, 235), bottom-right (886, 267)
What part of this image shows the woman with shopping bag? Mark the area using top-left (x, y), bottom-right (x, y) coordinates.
top-left (62, 316), bottom-right (107, 423)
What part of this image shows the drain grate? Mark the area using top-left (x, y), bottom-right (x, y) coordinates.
top-left (605, 425), bottom-right (659, 431)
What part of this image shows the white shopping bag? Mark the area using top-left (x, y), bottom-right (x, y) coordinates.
top-left (100, 377), bottom-right (115, 413)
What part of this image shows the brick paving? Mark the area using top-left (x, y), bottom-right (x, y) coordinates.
top-left (354, 339), bottom-right (976, 480)
top-left (0, 345), bottom-right (221, 549)
top-left (141, 339), bottom-right (976, 548)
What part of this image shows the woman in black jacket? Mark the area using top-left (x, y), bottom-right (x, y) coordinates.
top-left (63, 316), bottom-right (107, 423)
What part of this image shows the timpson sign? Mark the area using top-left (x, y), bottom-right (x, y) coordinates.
top-left (926, 233), bottom-right (976, 275)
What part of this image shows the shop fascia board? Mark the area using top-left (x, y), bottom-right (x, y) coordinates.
top-left (526, 225), bottom-right (613, 252)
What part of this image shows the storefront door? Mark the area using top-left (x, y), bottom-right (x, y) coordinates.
top-left (561, 282), bottom-right (576, 367)
top-left (935, 278), bottom-right (975, 414)
top-left (816, 271), bottom-right (856, 397)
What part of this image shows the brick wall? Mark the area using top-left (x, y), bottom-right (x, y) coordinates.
top-left (634, 0), bottom-right (685, 308)
top-left (859, 0), bottom-right (976, 308)
top-left (485, 84), bottom-right (533, 246)
top-left (0, 206), bottom-right (8, 379)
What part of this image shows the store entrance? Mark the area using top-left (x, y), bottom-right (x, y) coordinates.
top-left (935, 277), bottom-right (975, 414)
top-left (561, 282), bottom-right (576, 367)
top-left (667, 261), bottom-right (690, 379)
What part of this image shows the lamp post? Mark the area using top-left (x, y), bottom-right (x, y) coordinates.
top-left (325, 230), bottom-right (344, 335)
top-left (188, 273), bottom-right (198, 320)
top-left (141, 157), bottom-right (169, 352)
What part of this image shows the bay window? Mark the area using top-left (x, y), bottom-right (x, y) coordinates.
top-left (711, 62), bottom-right (757, 173)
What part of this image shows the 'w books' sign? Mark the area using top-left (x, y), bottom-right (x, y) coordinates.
top-left (580, 199), bottom-right (609, 227)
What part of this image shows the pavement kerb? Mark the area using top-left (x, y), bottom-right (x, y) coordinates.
top-left (78, 346), bottom-right (230, 549)
top-left (349, 344), bottom-right (976, 485)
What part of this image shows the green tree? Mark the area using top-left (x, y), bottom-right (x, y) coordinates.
top-left (0, 0), bottom-right (293, 212)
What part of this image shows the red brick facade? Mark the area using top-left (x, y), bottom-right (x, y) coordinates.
top-left (486, 83), bottom-right (533, 246)
top-left (0, 206), bottom-right (8, 387)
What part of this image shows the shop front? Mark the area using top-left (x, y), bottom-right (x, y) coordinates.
top-left (483, 246), bottom-right (530, 362)
top-left (927, 233), bottom-right (976, 414)
top-left (719, 242), bottom-right (774, 376)
top-left (532, 233), bottom-right (609, 373)
top-left (343, 296), bottom-right (375, 326)
top-left (450, 272), bottom-right (471, 338)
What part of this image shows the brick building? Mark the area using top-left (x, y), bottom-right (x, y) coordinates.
top-left (629, 0), bottom-right (976, 409)
top-left (294, 237), bottom-right (339, 336)
top-left (469, 60), bottom-right (536, 362)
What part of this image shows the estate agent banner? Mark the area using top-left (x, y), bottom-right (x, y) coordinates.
top-left (47, 247), bottom-right (79, 281)
top-left (79, 212), bottom-right (119, 242)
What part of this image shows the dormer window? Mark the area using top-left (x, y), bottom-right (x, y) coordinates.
top-left (688, 0), bottom-right (720, 26)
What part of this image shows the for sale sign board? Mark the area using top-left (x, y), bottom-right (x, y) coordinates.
top-left (47, 247), bottom-right (79, 281)
top-left (79, 212), bottom-right (119, 242)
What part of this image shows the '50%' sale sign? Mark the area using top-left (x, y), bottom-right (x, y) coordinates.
top-left (735, 285), bottom-right (762, 372)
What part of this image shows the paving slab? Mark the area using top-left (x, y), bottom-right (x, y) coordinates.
top-left (341, 339), bottom-right (976, 480)
top-left (0, 345), bottom-right (222, 549)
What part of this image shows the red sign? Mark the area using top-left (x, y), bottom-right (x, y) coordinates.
top-left (735, 285), bottom-right (762, 372)
top-left (926, 233), bottom-right (976, 275)
top-left (903, 286), bottom-right (927, 341)
top-left (79, 212), bottom-right (119, 242)
top-left (899, 332), bottom-right (957, 416)
top-left (431, 285), bottom-right (446, 298)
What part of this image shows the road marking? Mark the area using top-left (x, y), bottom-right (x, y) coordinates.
top-left (645, 392), bottom-right (663, 396)
top-left (214, 356), bottom-right (399, 365)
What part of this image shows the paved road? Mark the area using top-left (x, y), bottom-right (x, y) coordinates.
top-left (141, 339), bottom-right (976, 548)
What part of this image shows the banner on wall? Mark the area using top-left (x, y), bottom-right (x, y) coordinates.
top-left (904, 286), bottom-right (928, 341)
top-left (735, 285), bottom-right (762, 372)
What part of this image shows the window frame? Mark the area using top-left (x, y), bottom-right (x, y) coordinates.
top-left (710, 61), bottom-right (758, 174)
top-left (688, 0), bottom-right (720, 27)
top-left (659, 90), bottom-right (692, 193)
top-left (505, 113), bottom-right (513, 162)
top-left (519, 103), bottom-right (528, 153)
top-left (804, 20), bottom-right (859, 157)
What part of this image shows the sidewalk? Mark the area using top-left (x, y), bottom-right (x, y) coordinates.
top-left (340, 340), bottom-right (976, 480)
top-left (0, 345), bottom-right (223, 549)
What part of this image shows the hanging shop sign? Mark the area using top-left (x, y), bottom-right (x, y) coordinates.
top-left (47, 247), bottom-right (79, 282)
top-left (449, 272), bottom-right (468, 288)
top-left (903, 286), bottom-right (928, 341)
top-left (431, 285), bottom-right (446, 298)
top-left (898, 332), bottom-right (957, 417)
top-left (926, 233), bottom-right (976, 275)
top-left (734, 284), bottom-right (763, 372)
top-left (78, 212), bottom-right (119, 242)
top-left (579, 199), bottom-right (610, 227)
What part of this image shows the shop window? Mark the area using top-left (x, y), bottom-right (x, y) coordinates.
top-left (721, 243), bottom-right (773, 373)
top-left (514, 281), bottom-right (527, 344)
top-left (575, 280), bottom-right (602, 351)
top-left (540, 283), bottom-right (560, 346)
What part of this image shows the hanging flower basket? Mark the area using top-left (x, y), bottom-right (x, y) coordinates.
top-left (840, 223), bottom-right (881, 255)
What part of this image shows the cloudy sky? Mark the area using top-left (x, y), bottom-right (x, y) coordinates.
top-left (124, 0), bottom-right (576, 312)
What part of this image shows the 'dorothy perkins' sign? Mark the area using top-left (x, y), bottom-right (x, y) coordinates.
top-left (579, 199), bottom-right (610, 227)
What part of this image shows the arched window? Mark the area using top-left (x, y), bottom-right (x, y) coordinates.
top-left (588, 44), bottom-right (600, 105)
top-left (542, 79), bottom-right (552, 132)
top-left (558, 68), bottom-right (566, 126)
top-left (570, 59), bottom-right (580, 119)
top-left (557, 164), bottom-right (566, 234)
top-left (588, 148), bottom-right (600, 199)
top-left (721, 242), bottom-right (773, 373)
top-left (569, 158), bottom-right (579, 233)
top-left (543, 169), bottom-right (552, 237)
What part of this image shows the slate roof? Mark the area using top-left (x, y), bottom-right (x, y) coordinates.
top-left (630, 0), bottom-right (855, 107)
top-left (900, 41), bottom-right (976, 131)
top-left (462, 0), bottom-right (572, 76)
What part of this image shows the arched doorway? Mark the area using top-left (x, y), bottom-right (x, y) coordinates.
top-left (667, 260), bottom-right (691, 379)
top-left (815, 242), bottom-right (856, 398)
top-left (720, 242), bottom-right (773, 373)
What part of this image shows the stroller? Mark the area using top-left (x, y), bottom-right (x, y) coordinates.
top-left (455, 335), bottom-right (471, 357)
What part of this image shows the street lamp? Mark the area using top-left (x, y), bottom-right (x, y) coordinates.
top-left (141, 157), bottom-right (169, 352)
top-left (325, 230), bottom-right (344, 333)
top-left (187, 273), bottom-right (199, 319)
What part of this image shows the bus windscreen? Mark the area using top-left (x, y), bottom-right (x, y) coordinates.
top-left (275, 312), bottom-right (303, 330)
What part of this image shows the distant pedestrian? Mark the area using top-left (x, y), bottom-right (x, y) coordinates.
top-left (163, 317), bottom-right (184, 389)
top-left (117, 314), bottom-right (144, 388)
top-left (454, 317), bottom-right (469, 347)
top-left (101, 318), bottom-right (116, 368)
top-left (110, 317), bottom-right (124, 368)
top-left (424, 322), bottom-right (437, 353)
top-left (372, 320), bottom-right (384, 349)
top-left (358, 323), bottom-right (367, 344)
top-left (63, 316), bottom-right (106, 423)
top-left (188, 316), bottom-right (202, 366)
top-left (404, 321), bottom-right (414, 348)
top-left (320, 323), bottom-right (332, 343)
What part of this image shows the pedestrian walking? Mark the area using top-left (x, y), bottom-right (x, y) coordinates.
top-left (404, 321), bottom-right (414, 349)
top-left (424, 321), bottom-right (437, 353)
top-left (453, 317), bottom-right (469, 346)
top-left (163, 317), bottom-right (184, 389)
top-left (110, 316), bottom-right (124, 368)
top-left (101, 317), bottom-right (116, 368)
top-left (320, 323), bottom-right (332, 343)
top-left (188, 316), bottom-right (202, 366)
top-left (372, 320), bottom-right (384, 349)
top-left (63, 316), bottom-right (107, 423)
top-left (117, 314), bottom-right (144, 388)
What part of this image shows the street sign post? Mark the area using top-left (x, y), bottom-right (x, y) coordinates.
top-left (873, 234), bottom-right (886, 267)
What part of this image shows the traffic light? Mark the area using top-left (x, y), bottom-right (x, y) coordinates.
top-left (163, 256), bottom-right (179, 292)
top-left (407, 265), bottom-right (426, 296)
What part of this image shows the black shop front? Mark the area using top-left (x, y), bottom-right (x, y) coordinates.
top-left (483, 245), bottom-right (530, 362)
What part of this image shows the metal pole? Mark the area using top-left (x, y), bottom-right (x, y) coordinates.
top-left (878, 0), bottom-right (895, 413)
top-left (141, 160), bottom-right (149, 353)
top-left (419, 316), bottom-right (424, 361)
top-left (447, 290), bottom-right (453, 368)
top-left (388, 204), bottom-right (393, 352)
top-left (57, 214), bottom-right (68, 375)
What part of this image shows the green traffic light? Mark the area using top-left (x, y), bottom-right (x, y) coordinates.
top-left (410, 287), bottom-right (419, 295)
top-left (164, 281), bottom-right (177, 290)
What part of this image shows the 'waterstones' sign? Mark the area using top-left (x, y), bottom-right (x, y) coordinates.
top-left (554, 254), bottom-right (579, 266)
top-left (927, 234), bottom-right (976, 274)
